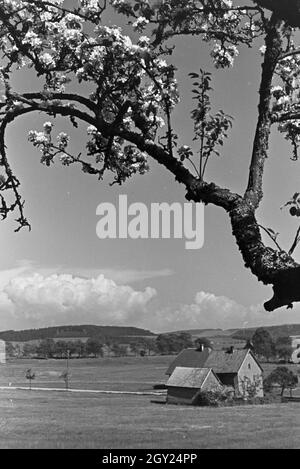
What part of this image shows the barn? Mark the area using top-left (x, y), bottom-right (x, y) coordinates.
top-left (166, 367), bottom-right (223, 405)
top-left (0, 340), bottom-right (6, 364)
top-left (166, 347), bottom-right (264, 398)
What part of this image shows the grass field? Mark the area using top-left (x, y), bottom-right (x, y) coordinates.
top-left (0, 356), bottom-right (172, 391)
top-left (0, 356), bottom-right (299, 448)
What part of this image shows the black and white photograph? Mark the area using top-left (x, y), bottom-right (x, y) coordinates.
top-left (0, 0), bottom-right (299, 451)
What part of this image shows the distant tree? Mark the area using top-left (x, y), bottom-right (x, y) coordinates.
top-left (194, 337), bottom-right (212, 350)
top-left (264, 366), bottom-right (298, 396)
top-left (25, 368), bottom-right (35, 390)
top-left (149, 338), bottom-right (159, 355)
top-left (130, 342), bottom-right (141, 357)
top-left (13, 343), bottom-right (22, 358)
top-left (156, 334), bottom-right (170, 354)
top-left (86, 338), bottom-right (103, 358)
top-left (22, 342), bottom-right (37, 357)
top-left (275, 336), bottom-right (293, 362)
top-left (131, 338), bottom-right (157, 356)
top-left (65, 341), bottom-right (79, 358)
top-left (111, 343), bottom-right (128, 357)
top-left (252, 328), bottom-right (276, 361)
top-left (60, 369), bottom-right (71, 390)
top-left (156, 332), bottom-right (194, 354)
top-left (73, 340), bottom-right (86, 358)
top-left (36, 339), bottom-right (56, 359)
top-left (5, 342), bottom-right (16, 358)
top-left (54, 340), bottom-right (69, 359)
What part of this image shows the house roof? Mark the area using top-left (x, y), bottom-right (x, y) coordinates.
top-left (166, 348), bottom-right (210, 375)
top-left (204, 349), bottom-right (250, 374)
top-left (166, 348), bottom-right (262, 376)
top-left (166, 367), bottom-right (218, 389)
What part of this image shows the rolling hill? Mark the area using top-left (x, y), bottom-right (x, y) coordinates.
top-left (0, 325), bottom-right (155, 342)
top-left (164, 323), bottom-right (299, 351)
top-left (1, 322), bottom-right (299, 345)
top-left (231, 323), bottom-right (300, 340)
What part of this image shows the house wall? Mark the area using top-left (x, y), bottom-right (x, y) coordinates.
top-left (291, 336), bottom-right (300, 349)
top-left (291, 348), bottom-right (300, 364)
top-left (167, 387), bottom-right (198, 405)
top-left (167, 372), bottom-right (223, 405)
top-left (237, 353), bottom-right (263, 397)
top-left (0, 340), bottom-right (6, 364)
top-left (202, 371), bottom-right (223, 392)
top-left (291, 337), bottom-right (300, 363)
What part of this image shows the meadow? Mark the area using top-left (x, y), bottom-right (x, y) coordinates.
top-left (0, 355), bottom-right (172, 392)
top-left (0, 356), bottom-right (299, 448)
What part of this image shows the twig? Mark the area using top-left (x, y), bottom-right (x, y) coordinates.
top-left (289, 224), bottom-right (300, 256)
top-left (258, 224), bottom-right (282, 251)
top-left (186, 157), bottom-right (200, 178)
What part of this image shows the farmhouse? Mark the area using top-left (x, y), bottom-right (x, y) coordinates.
top-left (290, 335), bottom-right (300, 363)
top-left (290, 335), bottom-right (300, 349)
top-left (166, 347), bottom-right (264, 397)
top-left (0, 339), bottom-right (6, 364)
top-left (166, 367), bottom-right (223, 405)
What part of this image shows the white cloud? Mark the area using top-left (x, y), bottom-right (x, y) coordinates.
top-left (0, 262), bottom-right (299, 333)
top-left (0, 262), bottom-right (173, 286)
top-left (142, 291), bottom-right (300, 333)
top-left (68, 267), bottom-right (174, 284)
top-left (0, 259), bottom-right (35, 289)
top-left (145, 291), bottom-right (248, 332)
top-left (0, 272), bottom-right (156, 330)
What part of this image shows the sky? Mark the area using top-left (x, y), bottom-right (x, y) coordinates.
top-left (0, 2), bottom-right (300, 333)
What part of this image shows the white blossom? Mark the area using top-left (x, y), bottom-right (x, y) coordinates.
top-left (28, 131), bottom-right (49, 145)
top-left (87, 125), bottom-right (98, 135)
top-left (259, 45), bottom-right (266, 55)
top-left (43, 122), bottom-right (53, 133)
top-left (132, 17), bottom-right (149, 32)
top-left (23, 31), bottom-right (42, 49)
top-left (211, 43), bottom-right (239, 68)
top-left (39, 52), bottom-right (55, 67)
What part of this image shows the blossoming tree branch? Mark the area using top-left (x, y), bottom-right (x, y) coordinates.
top-left (1, 0), bottom-right (300, 312)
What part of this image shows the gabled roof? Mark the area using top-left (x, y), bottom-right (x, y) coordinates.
top-left (166, 348), bottom-right (262, 375)
top-left (166, 348), bottom-right (210, 375)
top-left (166, 367), bottom-right (219, 389)
top-left (204, 349), bottom-right (249, 373)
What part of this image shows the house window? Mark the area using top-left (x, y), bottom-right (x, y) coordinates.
top-left (248, 363), bottom-right (251, 369)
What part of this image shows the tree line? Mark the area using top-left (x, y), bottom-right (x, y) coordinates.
top-left (5, 332), bottom-right (195, 359)
top-left (5, 328), bottom-right (296, 362)
top-left (251, 328), bottom-right (295, 362)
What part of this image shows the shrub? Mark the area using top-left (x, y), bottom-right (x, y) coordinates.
top-left (193, 388), bottom-right (282, 407)
top-left (194, 388), bottom-right (231, 406)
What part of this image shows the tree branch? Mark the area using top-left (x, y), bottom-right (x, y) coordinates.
top-left (272, 111), bottom-right (300, 123)
top-left (278, 48), bottom-right (300, 61)
top-left (0, 106), bottom-right (37, 230)
top-left (22, 93), bottom-right (98, 114)
top-left (244, 14), bottom-right (282, 209)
